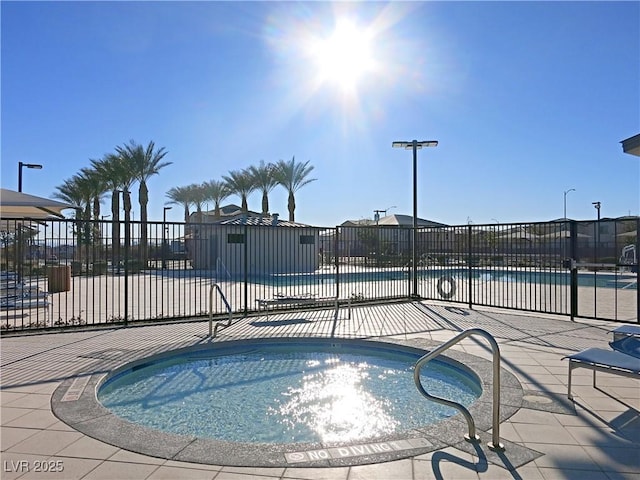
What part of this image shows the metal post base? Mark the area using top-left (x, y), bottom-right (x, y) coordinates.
top-left (464, 434), bottom-right (480, 443)
top-left (488, 442), bottom-right (505, 451)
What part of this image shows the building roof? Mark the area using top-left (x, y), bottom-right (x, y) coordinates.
top-left (377, 214), bottom-right (447, 227)
top-left (211, 213), bottom-right (313, 228)
top-left (341, 214), bottom-right (447, 228)
top-left (190, 203), bottom-right (315, 227)
top-left (197, 204), bottom-right (258, 219)
top-left (621, 133), bottom-right (640, 157)
top-left (340, 219), bottom-right (375, 227)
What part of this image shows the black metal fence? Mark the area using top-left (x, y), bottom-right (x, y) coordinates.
top-left (1, 217), bottom-right (637, 332)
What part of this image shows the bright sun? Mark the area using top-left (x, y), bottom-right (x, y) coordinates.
top-left (308, 19), bottom-right (376, 93)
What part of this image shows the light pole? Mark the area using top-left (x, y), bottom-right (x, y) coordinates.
top-left (592, 201), bottom-right (601, 221)
top-left (592, 201), bottom-right (601, 262)
top-left (562, 188), bottom-right (576, 262)
top-left (374, 205), bottom-right (396, 225)
top-left (392, 139), bottom-right (438, 297)
top-left (162, 206), bottom-right (172, 269)
top-left (18, 162), bottom-right (43, 192)
top-left (563, 188), bottom-right (575, 220)
top-left (372, 206), bottom-right (396, 266)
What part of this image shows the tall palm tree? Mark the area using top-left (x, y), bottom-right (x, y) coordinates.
top-left (185, 183), bottom-right (208, 224)
top-left (202, 180), bottom-right (230, 219)
top-left (166, 186), bottom-right (193, 223)
top-left (115, 140), bottom-right (171, 262)
top-left (53, 174), bottom-right (94, 267)
top-left (79, 167), bottom-right (108, 246)
top-left (274, 156), bottom-right (316, 222)
top-left (53, 176), bottom-right (88, 221)
top-left (222, 169), bottom-right (255, 213)
top-left (80, 167), bottom-right (108, 223)
top-left (92, 154), bottom-right (135, 267)
top-left (247, 161), bottom-right (277, 215)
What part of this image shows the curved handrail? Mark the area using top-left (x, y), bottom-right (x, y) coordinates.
top-left (209, 283), bottom-right (232, 337)
top-left (413, 328), bottom-right (504, 451)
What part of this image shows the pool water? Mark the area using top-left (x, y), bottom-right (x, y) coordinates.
top-left (248, 268), bottom-right (635, 290)
top-left (98, 341), bottom-right (481, 444)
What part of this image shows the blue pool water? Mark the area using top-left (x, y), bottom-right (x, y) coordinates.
top-left (252, 268), bottom-right (636, 289)
top-left (98, 340), bottom-right (481, 444)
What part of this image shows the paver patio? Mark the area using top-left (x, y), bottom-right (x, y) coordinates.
top-left (1, 301), bottom-right (638, 479)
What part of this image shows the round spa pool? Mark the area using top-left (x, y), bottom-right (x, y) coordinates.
top-left (97, 338), bottom-right (482, 445)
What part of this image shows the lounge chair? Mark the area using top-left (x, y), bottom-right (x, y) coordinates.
top-left (563, 334), bottom-right (640, 400)
top-left (611, 324), bottom-right (640, 342)
top-left (256, 293), bottom-right (351, 319)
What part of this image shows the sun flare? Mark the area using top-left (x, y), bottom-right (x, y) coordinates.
top-left (264, 3), bottom-right (425, 123)
top-left (308, 19), bottom-right (376, 93)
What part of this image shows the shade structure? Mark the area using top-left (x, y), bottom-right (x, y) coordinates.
top-left (0, 188), bottom-right (76, 219)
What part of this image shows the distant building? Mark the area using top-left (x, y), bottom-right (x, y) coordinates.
top-left (323, 214), bottom-right (449, 259)
top-left (186, 206), bottom-right (320, 275)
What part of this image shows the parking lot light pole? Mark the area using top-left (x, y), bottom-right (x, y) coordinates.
top-left (592, 201), bottom-right (601, 262)
top-left (392, 140), bottom-right (438, 297)
top-left (18, 162), bottom-right (43, 192)
top-left (563, 188), bottom-right (575, 220)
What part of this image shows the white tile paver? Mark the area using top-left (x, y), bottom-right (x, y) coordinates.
top-left (1, 302), bottom-right (638, 480)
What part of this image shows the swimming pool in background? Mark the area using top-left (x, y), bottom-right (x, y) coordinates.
top-left (247, 268), bottom-right (636, 290)
top-left (98, 339), bottom-right (482, 444)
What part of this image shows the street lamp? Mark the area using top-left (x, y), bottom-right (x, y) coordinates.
top-left (563, 188), bottom-right (575, 220)
top-left (18, 162), bottom-right (43, 192)
top-left (162, 206), bottom-right (172, 269)
top-left (374, 205), bottom-right (396, 225)
top-left (392, 139), bottom-right (438, 297)
top-left (592, 201), bottom-right (601, 262)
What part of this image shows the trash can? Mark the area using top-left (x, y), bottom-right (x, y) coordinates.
top-left (47, 265), bottom-right (71, 293)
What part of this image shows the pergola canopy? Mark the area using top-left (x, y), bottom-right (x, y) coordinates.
top-left (621, 133), bottom-right (640, 157)
top-left (0, 188), bottom-right (76, 219)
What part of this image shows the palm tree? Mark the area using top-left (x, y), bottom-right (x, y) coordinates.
top-left (222, 169), bottom-right (255, 213)
top-left (247, 161), bottom-right (277, 215)
top-left (274, 156), bottom-right (316, 222)
top-left (115, 140), bottom-right (171, 262)
top-left (53, 174), bottom-right (94, 269)
top-left (81, 167), bottom-right (108, 223)
top-left (187, 183), bottom-right (208, 224)
top-left (92, 154), bottom-right (135, 267)
top-left (53, 176), bottom-right (88, 221)
top-left (78, 167), bottom-right (108, 247)
top-left (202, 180), bottom-right (230, 219)
top-left (166, 186), bottom-right (193, 223)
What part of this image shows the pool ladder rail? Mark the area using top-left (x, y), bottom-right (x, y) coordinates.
top-left (208, 283), bottom-right (233, 338)
top-left (413, 328), bottom-right (505, 451)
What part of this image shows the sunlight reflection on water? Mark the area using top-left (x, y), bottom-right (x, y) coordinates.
top-left (271, 360), bottom-right (398, 442)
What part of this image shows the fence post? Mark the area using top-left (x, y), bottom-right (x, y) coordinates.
top-left (243, 223), bottom-right (248, 316)
top-left (570, 220), bottom-right (578, 320)
top-left (467, 225), bottom-right (473, 309)
top-left (123, 214), bottom-right (129, 325)
top-left (635, 217), bottom-right (640, 322)
top-left (334, 227), bottom-right (340, 299)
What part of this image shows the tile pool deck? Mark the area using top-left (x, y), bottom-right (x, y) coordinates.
top-left (1, 301), bottom-right (639, 479)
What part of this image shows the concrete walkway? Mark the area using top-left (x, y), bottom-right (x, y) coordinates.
top-left (1, 301), bottom-right (639, 479)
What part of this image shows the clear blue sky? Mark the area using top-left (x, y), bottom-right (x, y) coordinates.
top-left (2, 1), bottom-right (638, 226)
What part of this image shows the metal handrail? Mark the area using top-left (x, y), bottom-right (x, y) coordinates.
top-left (208, 283), bottom-right (232, 337)
top-left (413, 328), bottom-right (504, 451)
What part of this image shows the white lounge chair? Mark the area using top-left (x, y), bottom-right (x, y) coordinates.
top-left (563, 333), bottom-right (640, 400)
